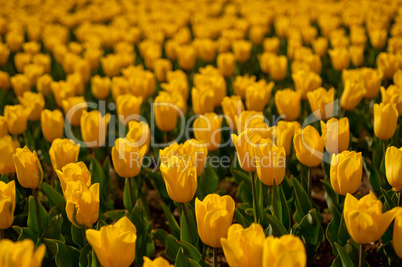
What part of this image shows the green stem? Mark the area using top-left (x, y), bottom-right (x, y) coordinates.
top-left (82, 227), bottom-right (87, 246)
top-left (308, 167), bottom-right (312, 200)
top-left (181, 203), bottom-right (192, 244)
top-left (359, 243), bottom-right (364, 267)
top-left (213, 247), bottom-right (218, 267)
top-left (127, 178), bottom-right (134, 210)
top-left (32, 188), bottom-right (43, 236)
top-left (383, 139), bottom-right (387, 156)
top-left (164, 131), bottom-right (168, 144)
top-left (250, 172), bottom-right (258, 223)
top-left (399, 189), bottom-right (402, 207)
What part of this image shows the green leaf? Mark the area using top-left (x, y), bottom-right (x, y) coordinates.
top-left (234, 208), bottom-right (252, 228)
top-left (271, 180), bottom-right (282, 223)
top-left (197, 162), bottom-right (219, 199)
top-left (381, 188), bottom-right (396, 210)
top-left (161, 203), bottom-right (180, 239)
top-left (147, 170), bottom-right (172, 206)
top-left (13, 226), bottom-right (37, 242)
top-left (177, 241), bottom-right (202, 262)
top-left (79, 243), bottom-right (93, 267)
top-left (175, 248), bottom-right (192, 267)
top-left (326, 205), bottom-right (341, 255)
top-left (292, 178), bottom-right (312, 221)
top-left (293, 209), bottom-right (323, 247)
top-left (42, 215), bottom-right (63, 240)
top-left (44, 238), bottom-right (81, 267)
top-left (152, 229), bottom-right (180, 261)
top-left (265, 214), bottom-right (288, 237)
top-left (321, 179), bottom-right (339, 209)
top-left (334, 243), bottom-right (355, 267)
top-left (278, 185), bottom-right (291, 230)
top-left (41, 182), bottom-right (66, 207)
top-left (363, 158), bottom-right (388, 196)
top-left (337, 213), bottom-right (350, 247)
top-left (180, 203), bottom-right (199, 248)
top-left (102, 209), bottom-right (127, 223)
top-left (71, 225), bottom-right (84, 249)
top-left (28, 196), bottom-right (49, 236)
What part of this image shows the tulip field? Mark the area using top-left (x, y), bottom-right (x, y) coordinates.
top-left (2, 0), bottom-right (402, 266)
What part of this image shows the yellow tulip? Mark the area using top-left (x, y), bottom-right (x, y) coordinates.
top-left (234, 110), bottom-right (265, 134)
top-left (14, 53), bottom-right (31, 74)
top-left (330, 151), bottom-right (362, 195)
top-left (222, 95), bottom-right (244, 130)
top-left (65, 180), bottom-right (99, 228)
top-left (0, 135), bottom-right (19, 175)
top-left (160, 155), bottom-right (197, 203)
top-left (86, 217), bottom-right (137, 267)
top-left (36, 73), bottom-right (53, 96)
top-left (80, 110), bottom-right (110, 148)
top-left (33, 54), bottom-right (51, 73)
top-left (193, 66), bottom-right (226, 107)
top-left (232, 130), bottom-right (264, 172)
top-left (221, 223), bottom-right (265, 267)
top-left (374, 103), bottom-right (398, 140)
top-left (41, 109), bottom-right (64, 143)
top-left (195, 194), bottom-right (235, 248)
top-left (307, 87), bottom-right (335, 120)
top-left (101, 55), bottom-right (121, 77)
top-left (193, 113), bottom-right (222, 151)
top-left (344, 192), bottom-right (401, 244)
top-left (385, 146), bottom-right (402, 189)
top-left (24, 64), bottom-right (44, 86)
top-left (262, 234), bottom-right (306, 267)
top-left (116, 94), bottom-right (143, 125)
top-left (0, 71), bottom-right (10, 90)
top-left (232, 74), bottom-right (256, 99)
top-left (111, 76), bottom-right (129, 101)
top-left (0, 116), bottom-right (7, 137)
top-left (66, 73), bottom-right (84, 95)
top-left (13, 146), bottom-right (43, 189)
top-left (232, 40), bottom-right (252, 63)
top-left (393, 213), bottom-right (402, 258)
top-left (191, 87), bottom-right (215, 115)
top-left (0, 180), bottom-right (15, 229)
top-left (292, 70), bottom-right (322, 100)
top-left (112, 138), bottom-right (147, 178)
top-left (0, 43), bottom-right (10, 67)
top-left (10, 74), bottom-right (30, 96)
top-left (49, 138), bottom-right (80, 171)
top-left (56, 162), bottom-right (91, 193)
top-left (329, 48), bottom-right (350, 71)
top-left (162, 73), bottom-right (189, 101)
top-left (253, 138), bottom-right (286, 186)
top-left (249, 25), bottom-right (266, 46)
top-left (360, 68), bottom-right (383, 99)
top-left (143, 257), bottom-right (173, 267)
top-left (274, 89), bottom-right (301, 121)
top-left (193, 38), bottom-right (216, 63)
top-left (154, 92), bottom-right (178, 132)
top-left (245, 81), bottom-right (274, 112)
top-left (395, 70), bottom-right (402, 89)
top-left (258, 52), bottom-right (275, 75)
top-left (217, 52), bottom-right (235, 78)
top-left (0, 239), bottom-right (46, 267)
top-left (176, 45), bottom-right (196, 71)
top-left (276, 121), bottom-right (301, 156)
top-left (126, 120), bottom-right (151, 154)
top-left (377, 52), bottom-right (399, 80)
top-left (349, 45), bottom-right (364, 67)
top-left (340, 79), bottom-right (366, 111)
top-left (51, 81), bottom-right (75, 107)
top-left (268, 55), bottom-right (288, 81)
top-left (312, 37), bottom-right (328, 58)
top-left (320, 117), bottom-right (350, 154)
top-left (381, 85), bottom-right (402, 116)
top-left (154, 59), bottom-right (172, 82)
top-left (6, 32), bottom-right (24, 52)
top-left (62, 96), bottom-right (87, 127)
top-left (263, 37), bottom-right (280, 54)
top-left (369, 29), bottom-right (387, 50)
top-left (91, 75), bottom-right (111, 100)
top-left (4, 105), bottom-right (28, 135)
top-left (183, 139), bottom-right (208, 177)
top-left (17, 91), bottom-right (45, 121)
top-left (293, 126), bottom-right (324, 167)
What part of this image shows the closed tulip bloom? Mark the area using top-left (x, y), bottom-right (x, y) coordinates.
top-left (0, 43), bottom-right (10, 67)
top-left (176, 45), bottom-right (196, 71)
top-left (330, 151), bottom-right (362, 195)
top-left (49, 138), bottom-right (80, 171)
top-left (24, 64), bottom-right (44, 86)
top-left (17, 91), bottom-right (45, 121)
top-left (249, 25), bottom-right (266, 46)
top-left (56, 162), bottom-right (91, 193)
top-left (193, 113), bottom-right (222, 151)
top-left (276, 121), bottom-right (301, 156)
top-left (13, 146), bottom-right (43, 189)
top-left (161, 77), bottom-right (189, 101)
top-left (222, 95), bottom-right (244, 130)
top-left (112, 138), bottom-right (147, 178)
top-left (193, 67), bottom-right (226, 107)
top-left (275, 89), bottom-right (301, 121)
top-left (393, 214), bottom-right (402, 258)
top-left (65, 180), bottom-right (99, 228)
top-left (143, 257), bottom-right (173, 267)
top-left (10, 74), bottom-right (30, 96)
top-left (91, 75), bottom-right (111, 100)
top-left (232, 75), bottom-right (256, 99)
top-left (14, 53), bottom-right (31, 74)
top-left (0, 180), bottom-right (15, 229)
top-left (232, 130), bottom-right (264, 172)
top-left (263, 37), bottom-right (280, 54)
top-left (258, 52), bottom-right (274, 75)
top-left (217, 53), bottom-right (235, 78)
top-left (126, 121), bottom-right (151, 154)
top-left (307, 87), bottom-right (335, 120)
top-left (344, 192), bottom-right (401, 244)
top-left (154, 59), bottom-right (172, 82)
top-left (292, 70), bottom-right (322, 100)
top-left (232, 40), bottom-right (252, 63)
top-left (385, 146), bottom-right (402, 189)
top-left (101, 54), bottom-right (121, 77)
top-left (221, 223), bottom-right (265, 267)
top-left (320, 117), bottom-right (350, 154)
top-left (51, 81), bottom-right (75, 107)
top-left (6, 32), bottom-right (23, 52)
top-left (312, 37), bottom-right (328, 58)
top-left (293, 126), bottom-right (324, 167)
top-left (377, 53), bottom-right (399, 80)
top-left (66, 73), bottom-right (84, 95)
top-left (245, 81), bottom-right (274, 112)
top-left (4, 105), bottom-right (28, 135)
top-left (340, 79), bottom-right (366, 111)
top-left (160, 155), bottom-right (197, 203)
top-left (37, 74), bottom-right (53, 96)
top-left (193, 38), bottom-right (216, 63)
top-left (0, 116), bottom-right (7, 137)
top-left (41, 109), bottom-right (64, 142)
top-left (395, 70), bottom-right (402, 88)
top-left (253, 138), bottom-right (286, 186)
top-left (263, 234), bottom-right (306, 267)
top-left (0, 136), bottom-right (19, 175)
top-left (80, 110), bottom-right (110, 148)
top-left (62, 96), bottom-right (87, 127)
top-left (154, 92), bottom-right (178, 132)
top-left (361, 68), bottom-right (383, 99)
top-left (374, 103), bottom-right (398, 140)
top-left (86, 217), bottom-right (137, 267)
top-left (116, 94), bottom-right (143, 125)
top-left (369, 29), bottom-right (387, 50)
top-left (0, 239), bottom-right (46, 267)
top-left (0, 71), bottom-right (10, 90)
top-left (183, 139), bottom-right (208, 177)
top-left (111, 76), bottom-right (129, 100)
top-left (235, 111), bottom-right (265, 134)
top-left (329, 48), bottom-right (350, 71)
top-left (195, 194), bottom-right (235, 248)
top-left (268, 55), bottom-right (288, 81)
top-left (349, 45), bottom-right (364, 67)
top-left (381, 85), bottom-right (402, 116)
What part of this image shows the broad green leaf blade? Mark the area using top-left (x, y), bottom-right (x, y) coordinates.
top-left (41, 182), bottom-right (66, 207)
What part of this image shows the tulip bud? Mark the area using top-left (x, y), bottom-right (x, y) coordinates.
top-left (292, 70), bottom-right (322, 100)
top-left (0, 180), bottom-right (15, 229)
top-left (193, 113), bottom-right (222, 151)
top-left (49, 138), bottom-right (80, 171)
top-left (183, 139), bottom-right (208, 177)
top-left (340, 79), bottom-right (366, 111)
top-left (381, 85), bottom-right (402, 116)
top-left (143, 257), bottom-right (173, 267)
top-left (0, 43), bottom-right (10, 67)
top-left (269, 55), bottom-right (288, 81)
top-left (126, 121), bottom-right (151, 154)
top-left (245, 80), bottom-right (273, 112)
top-left (349, 45), bottom-right (364, 67)
top-left (377, 52), bottom-right (399, 80)
top-left (128, 70), bottom-right (156, 100)
top-left (91, 75), bottom-right (111, 100)
top-left (0, 135), bottom-right (19, 175)
top-left (86, 216), bottom-right (137, 267)
top-left (344, 192), bottom-right (401, 244)
top-left (293, 126), bottom-right (324, 167)
top-left (193, 38), bottom-right (216, 62)
top-left (0, 239), bottom-right (46, 267)
top-left (154, 59), bottom-right (172, 82)
top-left (51, 81), bottom-right (76, 107)
top-left (162, 74), bottom-right (189, 101)
top-left (24, 64), bottom-right (44, 86)
top-left (320, 117), bottom-right (350, 154)
top-left (80, 110), bottom-right (110, 148)
top-left (33, 53), bottom-right (51, 73)
top-left (221, 223), bottom-right (265, 267)
top-left (62, 96), bottom-right (87, 127)
top-left (274, 89), bottom-right (301, 121)
top-left (263, 234), bottom-right (306, 267)
top-left (193, 67), bottom-right (226, 107)
top-left (394, 70), bottom-right (402, 89)
top-left (14, 53), bottom-right (31, 73)
top-left (6, 32), bottom-right (23, 52)
top-left (276, 121), bottom-right (301, 156)
top-left (312, 37), bottom-right (328, 58)
top-left (116, 94), bottom-right (143, 125)
top-left (369, 29), bottom-right (387, 50)
top-left (66, 73), bottom-right (84, 95)
top-left (330, 151), bottom-right (362, 195)
top-left (232, 74), bottom-right (256, 98)
top-left (0, 71), bottom-right (10, 90)
top-left (4, 104), bottom-right (28, 135)
top-left (160, 155), bottom-right (197, 203)
top-left (0, 116), bottom-right (7, 137)
top-left (258, 52), bottom-right (274, 75)
top-left (232, 40), bottom-right (252, 63)
top-left (65, 180), bottom-right (99, 228)
top-left (13, 146), bottom-right (43, 189)
top-left (41, 109), bottom-right (64, 143)
top-left (217, 53), bottom-right (235, 78)
top-left (101, 54), bottom-right (121, 77)
top-left (385, 146), bottom-right (402, 189)
top-left (249, 25), bottom-right (267, 46)
top-left (234, 110), bottom-right (265, 134)
top-left (37, 74), bottom-right (53, 96)
top-left (154, 92), bottom-right (179, 132)
top-left (263, 37), bottom-right (280, 54)
top-left (222, 95), bottom-right (244, 130)
top-left (176, 45), bottom-right (196, 71)
top-left (10, 74), bottom-right (30, 96)
top-left (56, 162), bottom-right (91, 193)
top-left (374, 103), bottom-right (398, 140)
top-left (17, 91), bottom-right (45, 121)
top-left (393, 214), bottom-right (402, 258)
top-left (329, 48), bottom-right (350, 71)
top-left (307, 87), bottom-right (335, 120)
top-left (360, 68), bottom-right (383, 99)
top-left (195, 194), bottom-right (235, 248)
top-left (232, 130), bottom-right (264, 172)
top-left (111, 77), bottom-right (129, 101)
top-left (111, 138), bottom-right (147, 178)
